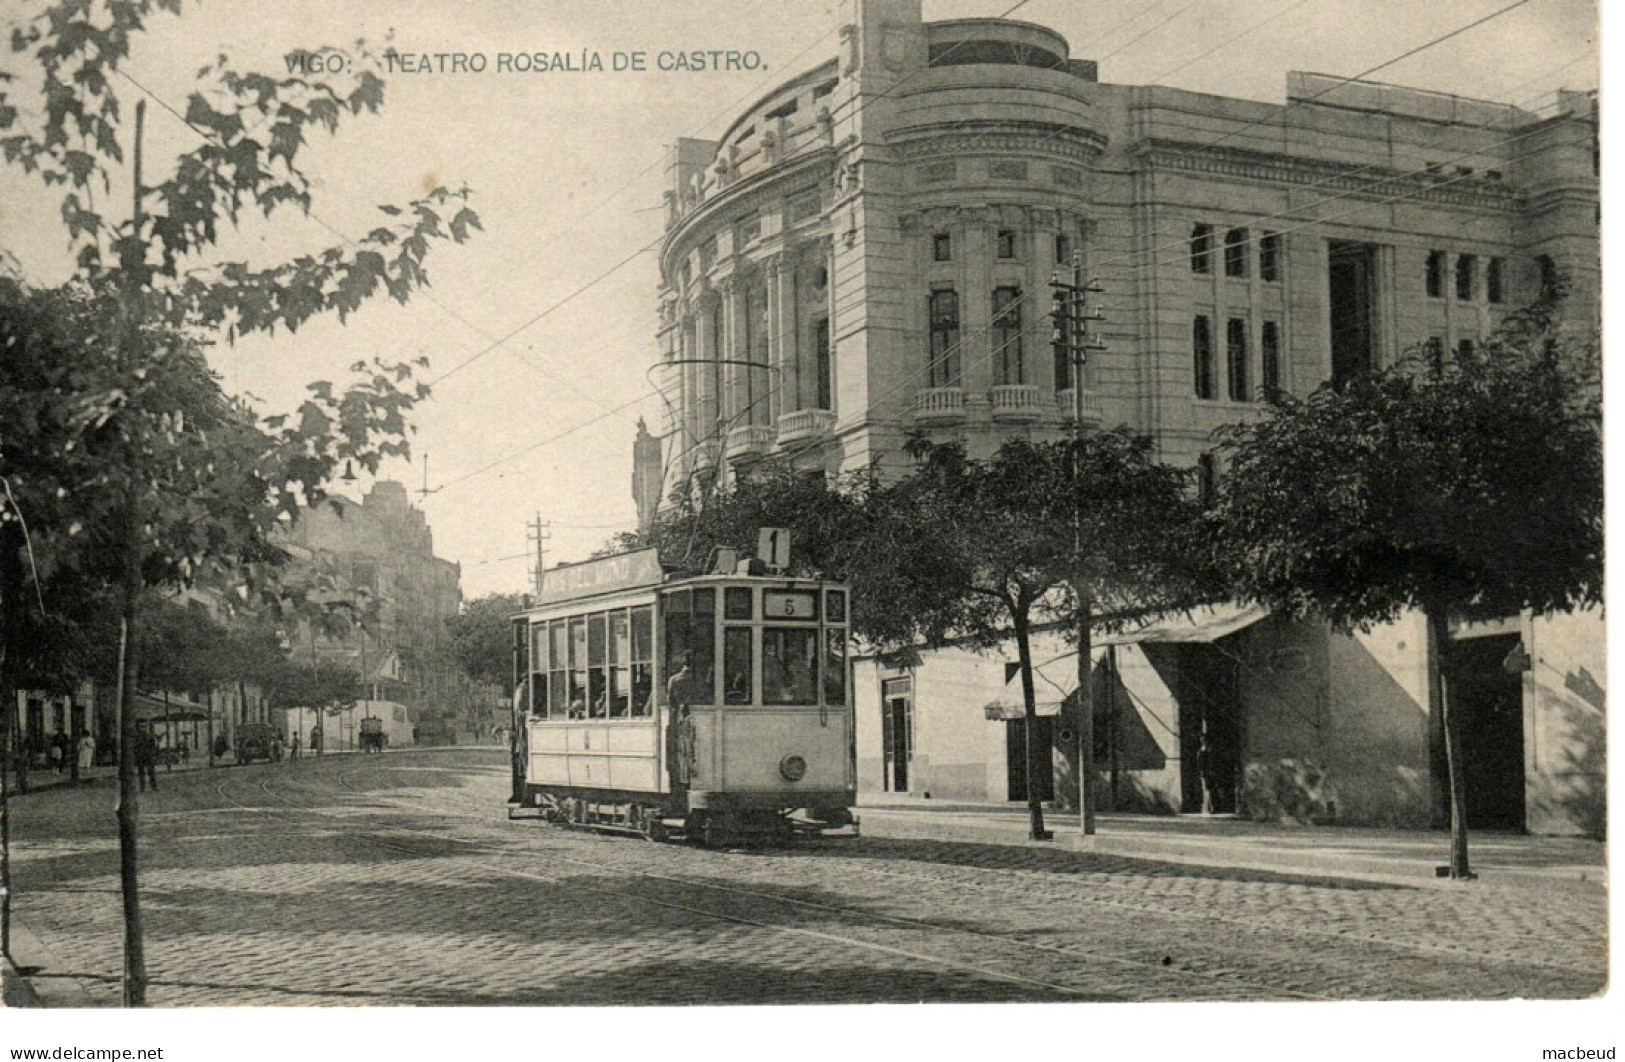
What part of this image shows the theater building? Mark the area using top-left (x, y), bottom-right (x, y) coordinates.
top-left (648, 0), bottom-right (1602, 835)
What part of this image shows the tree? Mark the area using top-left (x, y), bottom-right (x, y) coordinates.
top-left (447, 592), bottom-right (531, 694)
top-left (0, 0), bottom-right (480, 1003)
top-left (871, 434), bottom-right (1213, 839)
top-left (1213, 301), bottom-right (1601, 879)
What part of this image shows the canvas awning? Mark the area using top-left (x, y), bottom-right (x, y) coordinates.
top-left (982, 603), bottom-right (1268, 720)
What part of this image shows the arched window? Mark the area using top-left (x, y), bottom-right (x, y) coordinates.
top-left (928, 289), bottom-right (961, 388)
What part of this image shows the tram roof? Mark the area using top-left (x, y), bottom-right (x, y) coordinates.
top-left (511, 546), bottom-right (841, 619)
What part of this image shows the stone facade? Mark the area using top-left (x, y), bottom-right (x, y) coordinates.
top-left (653, 1), bottom-right (1602, 835)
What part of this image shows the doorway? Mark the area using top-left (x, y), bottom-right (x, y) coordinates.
top-left (1007, 716), bottom-right (1055, 802)
top-left (1443, 634), bottom-right (1526, 830)
top-left (1328, 241), bottom-right (1379, 386)
top-left (1176, 643), bottom-right (1242, 814)
top-left (880, 677), bottom-right (913, 793)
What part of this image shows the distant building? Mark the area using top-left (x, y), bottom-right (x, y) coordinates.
top-left (648, 1), bottom-right (1601, 835)
top-left (284, 481), bottom-right (471, 744)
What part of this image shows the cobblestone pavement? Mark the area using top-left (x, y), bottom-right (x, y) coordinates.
top-left (5, 749), bottom-right (1607, 1006)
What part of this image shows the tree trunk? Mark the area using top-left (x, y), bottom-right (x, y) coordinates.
top-left (1107, 644), bottom-right (1120, 812)
top-left (2, 529), bottom-right (26, 797)
top-left (1012, 610), bottom-right (1050, 840)
top-left (1075, 592), bottom-right (1096, 835)
top-left (115, 513), bottom-right (148, 1006)
top-left (1426, 604), bottom-right (1473, 880)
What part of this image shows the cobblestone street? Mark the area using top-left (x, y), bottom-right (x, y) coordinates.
top-left (5, 749), bottom-right (1607, 1007)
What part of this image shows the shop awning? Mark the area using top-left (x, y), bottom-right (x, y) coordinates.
top-left (982, 603), bottom-right (1268, 720)
top-left (1094, 602), bottom-right (1269, 647)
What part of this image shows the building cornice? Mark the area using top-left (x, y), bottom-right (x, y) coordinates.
top-left (889, 120), bottom-right (1107, 163)
top-left (1132, 137), bottom-right (1521, 212)
top-left (662, 147), bottom-right (836, 277)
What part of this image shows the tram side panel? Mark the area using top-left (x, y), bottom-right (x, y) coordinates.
top-left (527, 720), bottom-right (665, 797)
top-left (710, 709), bottom-right (852, 798)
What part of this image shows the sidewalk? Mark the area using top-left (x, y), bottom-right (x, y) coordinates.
top-left (855, 794), bottom-right (1608, 890)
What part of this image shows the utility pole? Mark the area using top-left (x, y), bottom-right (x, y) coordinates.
top-left (1051, 252), bottom-right (1106, 836)
top-left (526, 515), bottom-right (551, 598)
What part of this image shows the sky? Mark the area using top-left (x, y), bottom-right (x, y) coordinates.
top-left (0, 0), bottom-right (1602, 603)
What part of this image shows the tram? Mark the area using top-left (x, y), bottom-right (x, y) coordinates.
top-left (508, 545), bottom-right (856, 845)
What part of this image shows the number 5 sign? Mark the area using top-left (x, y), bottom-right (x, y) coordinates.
top-left (758, 527), bottom-right (792, 571)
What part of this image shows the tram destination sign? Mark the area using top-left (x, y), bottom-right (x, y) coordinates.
top-left (537, 548), bottom-right (665, 606)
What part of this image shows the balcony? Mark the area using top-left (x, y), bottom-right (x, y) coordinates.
top-left (776, 408), bottom-right (836, 445)
top-left (1057, 388), bottom-right (1105, 425)
top-left (912, 387), bottom-right (967, 425)
top-left (725, 424), bottom-right (776, 462)
top-left (989, 384), bottom-right (1043, 422)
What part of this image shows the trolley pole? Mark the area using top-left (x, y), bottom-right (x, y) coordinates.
top-left (1050, 253), bottom-right (1105, 835)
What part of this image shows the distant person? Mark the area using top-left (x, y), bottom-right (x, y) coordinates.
top-left (290, 733), bottom-right (302, 761)
top-left (134, 722), bottom-right (159, 792)
top-left (77, 729), bottom-right (96, 774)
top-left (50, 730), bottom-right (69, 774)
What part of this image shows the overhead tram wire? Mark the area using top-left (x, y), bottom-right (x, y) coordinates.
top-left (428, 96), bottom-right (1587, 502)
top-left (417, 7), bottom-right (1588, 497)
top-left (418, 0), bottom-right (1046, 397)
top-left (102, 63), bottom-right (642, 425)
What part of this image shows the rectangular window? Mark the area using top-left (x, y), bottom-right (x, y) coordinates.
top-left (549, 621), bottom-right (567, 715)
top-left (933, 232), bottom-right (952, 262)
top-left (630, 606), bottom-right (654, 716)
top-left (992, 286), bottom-right (1024, 385)
top-left (1259, 232), bottom-right (1280, 282)
top-left (813, 317), bottom-right (832, 410)
top-left (529, 624), bottom-right (548, 716)
top-left (1224, 228), bottom-right (1249, 278)
top-left (1487, 257), bottom-right (1505, 304)
top-left (1190, 224), bottom-right (1213, 274)
top-left (996, 230), bottom-right (1017, 259)
top-left (1455, 254), bottom-right (1476, 301)
top-left (587, 612), bottom-right (608, 718)
top-left (1226, 318), bottom-right (1249, 401)
top-left (1261, 320), bottom-right (1281, 393)
top-left (1055, 232), bottom-right (1072, 266)
top-left (724, 587), bottom-right (753, 620)
top-left (824, 629), bottom-right (847, 707)
top-left (1426, 251), bottom-right (1445, 298)
top-left (1457, 337), bottom-right (1476, 359)
top-left (723, 627), bottom-right (753, 705)
top-left (1193, 315), bottom-right (1215, 400)
top-left (928, 289), bottom-right (961, 387)
top-left (609, 611), bottom-right (631, 717)
top-left (662, 589), bottom-right (715, 706)
top-left (568, 617), bottom-right (588, 717)
top-left (763, 628), bottom-right (819, 705)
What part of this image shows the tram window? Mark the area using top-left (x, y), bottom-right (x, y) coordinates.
top-left (549, 620), bottom-right (568, 716)
top-left (588, 613), bottom-right (609, 717)
top-left (631, 607), bottom-right (654, 716)
top-left (569, 617), bottom-right (589, 717)
top-left (825, 590), bottom-right (846, 623)
top-left (763, 628), bottom-right (819, 705)
top-left (529, 624), bottom-right (548, 716)
top-left (663, 589), bottom-right (716, 704)
top-left (724, 587), bottom-right (753, 620)
top-left (823, 629), bottom-right (847, 707)
top-left (609, 611), bottom-right (631, 717)
top-left (724, 628), bottom-right (753, 705)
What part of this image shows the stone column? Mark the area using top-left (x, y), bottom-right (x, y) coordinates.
top-left (765, 257), bottom-right (785, 424)
top-left (718, 276), bottom-right (740, 426)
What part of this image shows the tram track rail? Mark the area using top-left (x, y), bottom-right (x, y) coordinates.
top-left (323, 755), bottom-right (1601, 981)
top-left (336, 754), bottom-right (1605, 986)
top-left (208, 755), bottom-right (1339, 1001)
